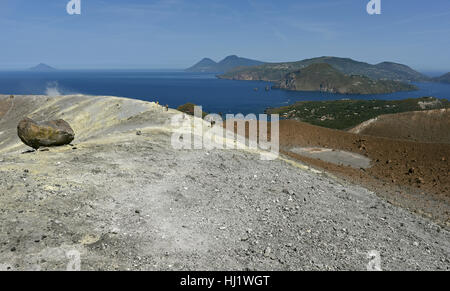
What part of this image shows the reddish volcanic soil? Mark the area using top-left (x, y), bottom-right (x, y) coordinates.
top-left (226, 119), bottom-right (450, 228)
top-left (349, 109), bottom-right (450, 143)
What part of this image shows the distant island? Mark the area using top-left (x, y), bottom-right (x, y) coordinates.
top-left (432, 72), bottom-right (450, 83)
top-left (186, 55), bottom-right (265, 73)
top-left (29, 63), bottom-right (56, 72)
top-left (213, 56), bottom-right (431, 94)
top-left (272, 63), bottom-right (417, 95)
top-left (218, 56), bottom-right (428, 83)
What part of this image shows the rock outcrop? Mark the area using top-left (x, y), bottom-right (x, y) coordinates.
top-left (17, 117), bottom-right (75, 149)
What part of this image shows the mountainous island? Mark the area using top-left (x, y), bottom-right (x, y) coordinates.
top-left (211, 56), bottom-right (427, 94)
top-left (29, 63), bottom-right (56, 72)
top-left (218, 56), bottom-right (428, 82)
top-left (186, 55), bottom-right (265, 73)
top-left (432, 72), bottom-right (450, 83)
top-left (273, 63), bottom-right (417, 95)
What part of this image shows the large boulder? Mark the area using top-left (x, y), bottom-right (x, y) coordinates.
top-left (17, 118), bottom-right (75, 149)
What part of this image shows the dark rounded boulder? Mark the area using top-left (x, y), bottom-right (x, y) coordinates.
top-left (17, 118), bottom-right (75, 149)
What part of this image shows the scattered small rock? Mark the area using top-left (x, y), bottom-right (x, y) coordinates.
top-left (264, 247), bottom-right (271, 257)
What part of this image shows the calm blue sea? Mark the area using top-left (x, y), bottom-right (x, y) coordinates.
top-left (0, 70), bottom-right (449, 115)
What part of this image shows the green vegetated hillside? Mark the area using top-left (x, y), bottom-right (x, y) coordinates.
top-left (266, 97), bottom-right (450, 130)
top-left (273, 63), bottom-right (417, 94)
top-left (219, 56), bottom-right (428, 82)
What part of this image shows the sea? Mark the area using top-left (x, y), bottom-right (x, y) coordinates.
top-left (0, 70), bottom-right (449, 115)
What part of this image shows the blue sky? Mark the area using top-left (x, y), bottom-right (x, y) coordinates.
top-left (0, 0), bottom-right (449, 72)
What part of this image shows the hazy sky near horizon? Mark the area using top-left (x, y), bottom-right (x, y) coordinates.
top-left (0, 0), bottom-right (449, 71)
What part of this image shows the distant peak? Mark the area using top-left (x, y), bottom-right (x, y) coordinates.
top-left (29, 63), bottom-right (56, 71)
top-left (220, 55), bottom-right (243, 63)
top-left (186, 55), bottom-right (265, 73)
top-left (376, 61), bottom-right (403, 66)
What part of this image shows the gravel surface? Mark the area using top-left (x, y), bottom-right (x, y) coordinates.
top-left (0, 95), bottom-right (448, 271)
top-left (290, 147), bottom-right (371, 169)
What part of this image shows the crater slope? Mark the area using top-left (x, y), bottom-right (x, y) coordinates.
top-left (0, 95), bottom-right (448, 271)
